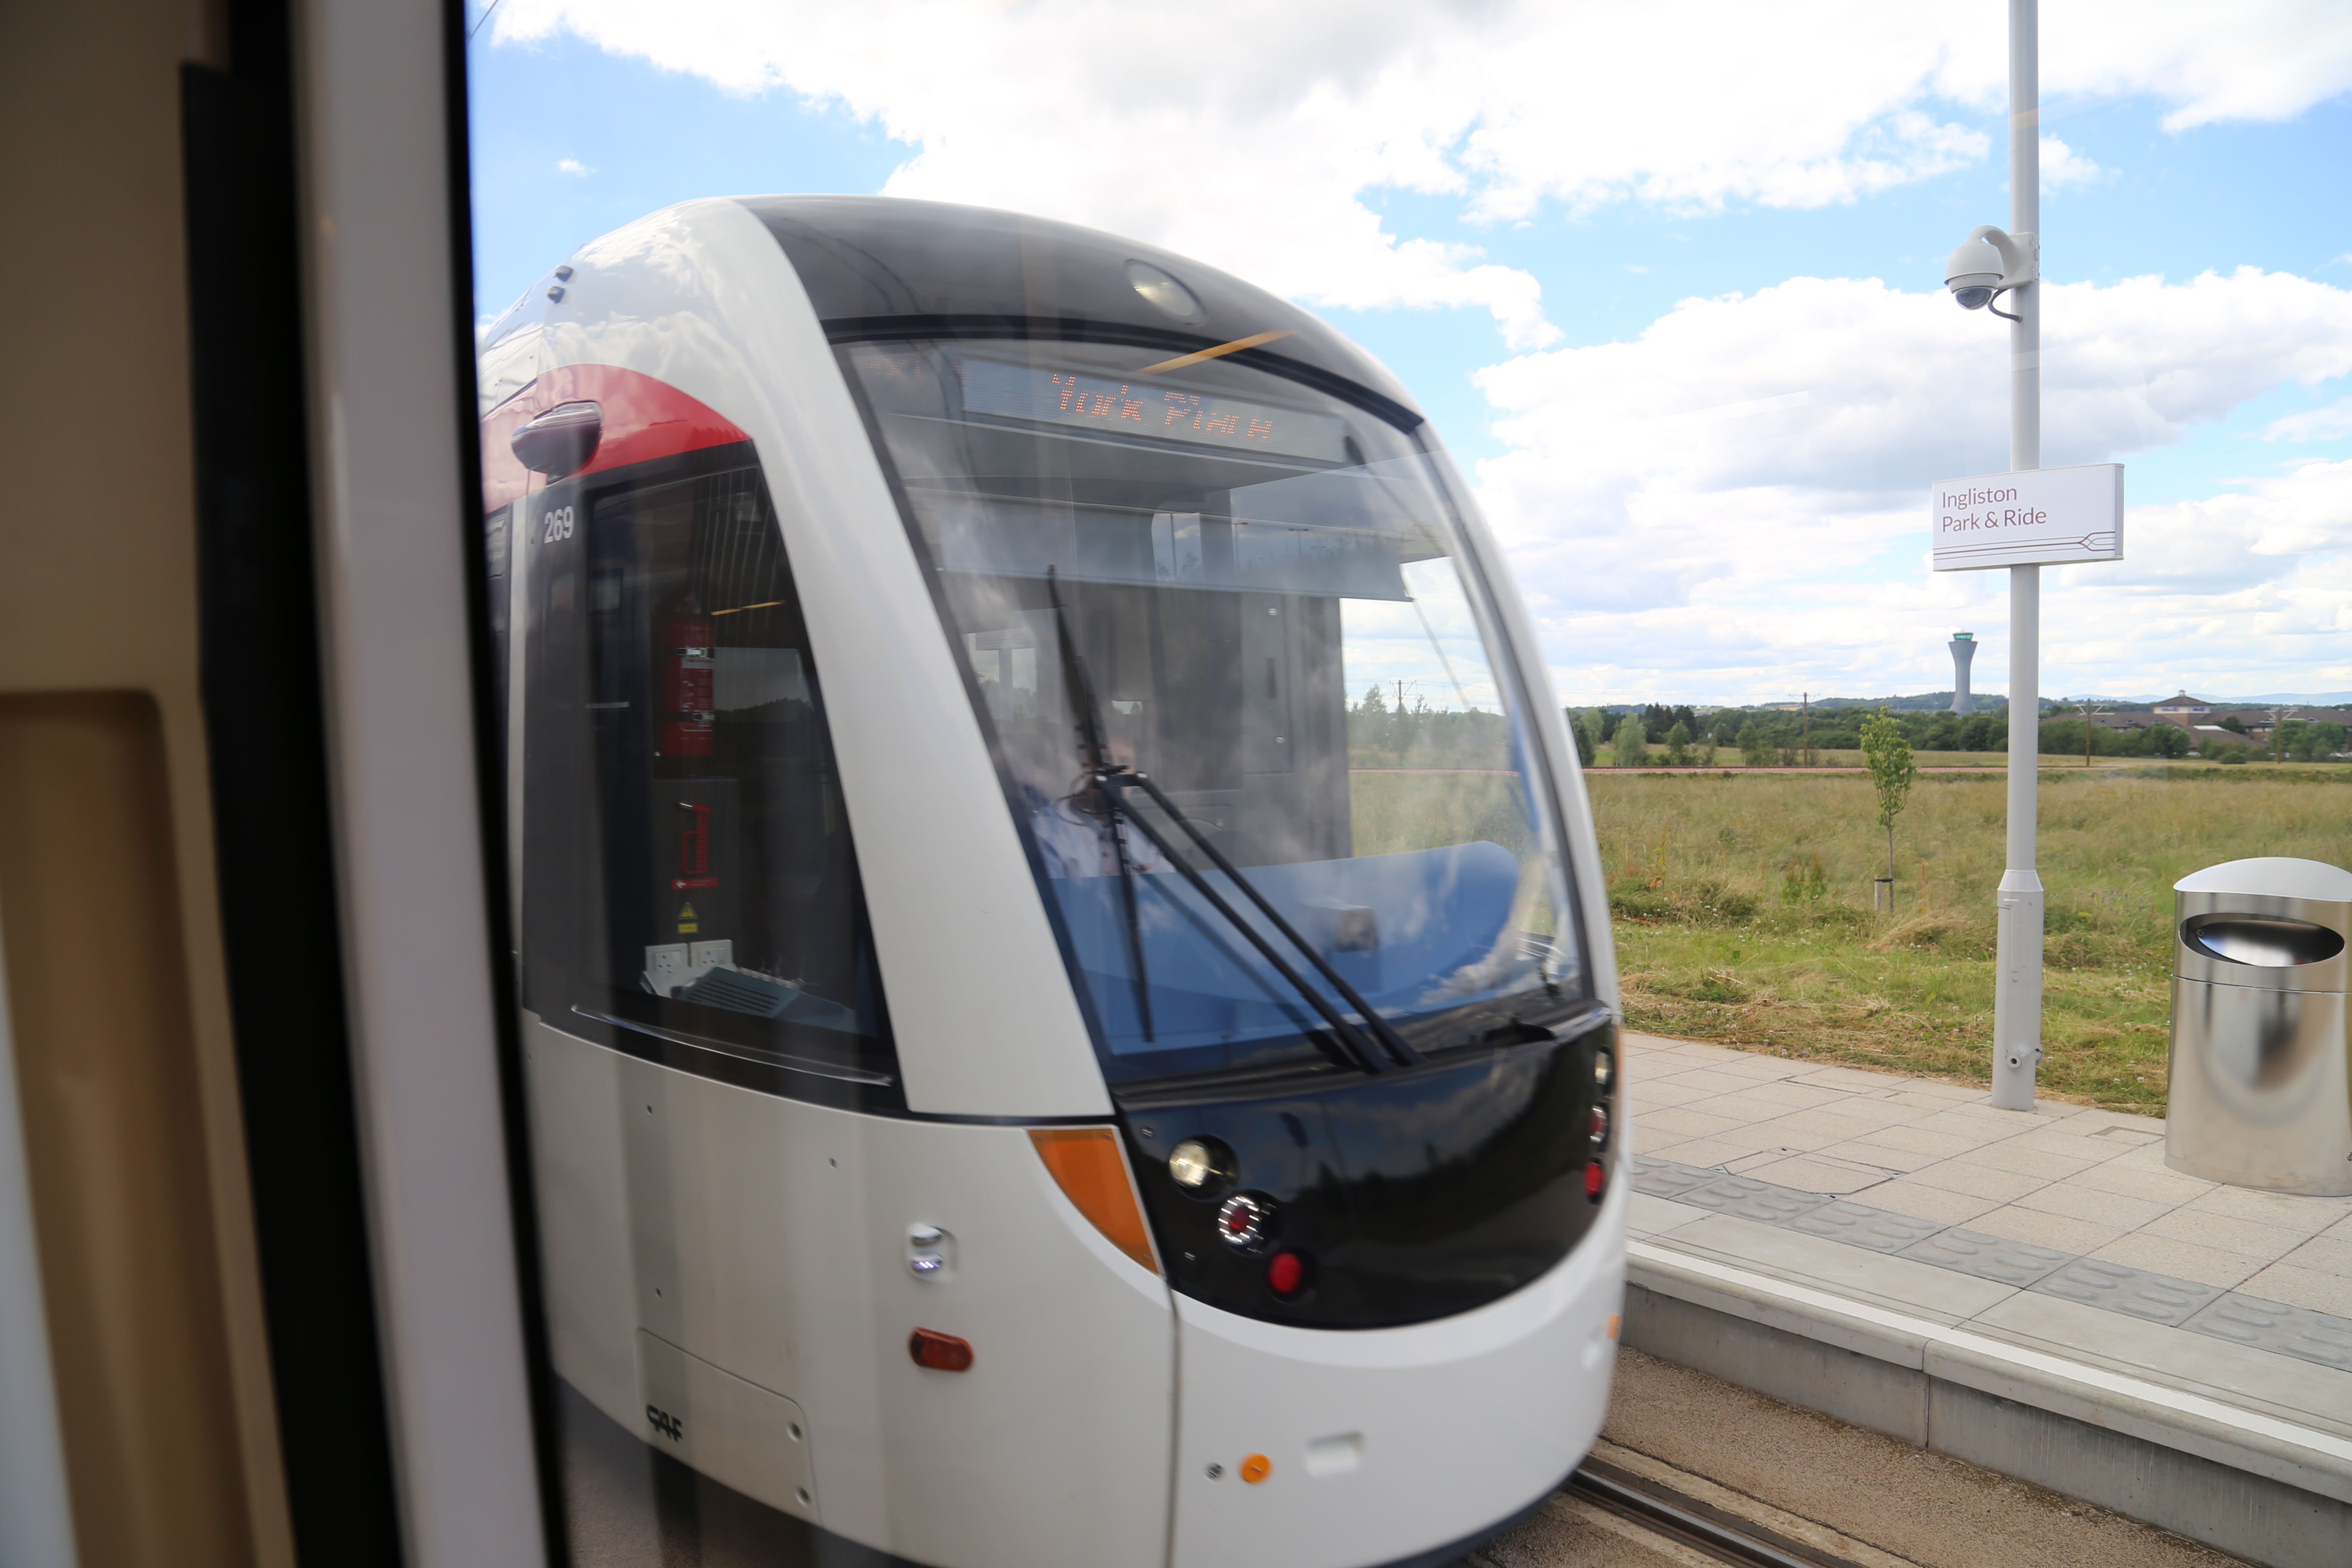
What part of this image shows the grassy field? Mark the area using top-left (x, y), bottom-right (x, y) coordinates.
top-left (1587, 750), bottom-right (2016, 770)
top-left (1350, 763), bottom-right (2352, 1111)
top-left (1583, 763), bottom-right (2352, 1111)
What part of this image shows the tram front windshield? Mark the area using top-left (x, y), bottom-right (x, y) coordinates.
top-left (847, 339), bottom-right (1583, 1084)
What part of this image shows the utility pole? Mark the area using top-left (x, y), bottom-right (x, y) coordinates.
top-left (1801, 692), bottom-right (1812, 768)
top-left (1992, 0), bottom-right (2044, 1112)
top-left (2080, 699), bottom-right (2108, 768)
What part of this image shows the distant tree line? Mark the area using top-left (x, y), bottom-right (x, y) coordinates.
top-left (1556, 705), bottom-right (2352, 765)
top-left (1347, 685), bottom-right (1513, 767)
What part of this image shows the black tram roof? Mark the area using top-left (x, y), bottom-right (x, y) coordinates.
top-left (739, 195), bottom-right (1424, 432)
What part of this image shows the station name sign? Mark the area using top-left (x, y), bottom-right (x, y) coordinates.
top-left (1929, 463), bottom-right (2123, 571)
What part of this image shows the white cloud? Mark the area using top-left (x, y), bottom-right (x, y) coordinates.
top-left (1468, 269), bottom-right (2352, 700)
top-left (487, 0), bottom-right (2352, 349)
top-left (477, 1), bottom-right (2352, 698)
top-left (2039, 135), bottom-right (2104, 188)
top-left (1478, 267), bottom-right (2352, 508)
top-left (2265, 396), bottom-right (2352, 442)
top-left (557, 156), bottom-right (594, 175)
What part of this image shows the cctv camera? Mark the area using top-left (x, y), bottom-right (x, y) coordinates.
top-left (1945, 236), bottom-right (2006, 310)
top-left (1944, 226), bottom-right (2034, 313)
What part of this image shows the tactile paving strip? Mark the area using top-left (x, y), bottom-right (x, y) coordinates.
top-left (2184, 1294), bottom-right (2352, 1370)
top-left (1626, 1156), bottom-right (1723, 1203)
top-left (1783, 1200), bottom-right (1946, 1253)
top-left (1672, 1173), bottom-right (1838, 1225)
top-left (2027, 1258), bottom-right (2223, 1325)
top-left (1896, 1227), bottom-right (2075, 1286)
top-left (1630, 1154), bottom-right (2352, 1362)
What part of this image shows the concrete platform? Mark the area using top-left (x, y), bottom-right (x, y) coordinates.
top-left (1618, 1031), bottom-right (2352, 1568)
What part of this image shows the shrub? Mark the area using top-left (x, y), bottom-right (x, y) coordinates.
top-left (1737, 721), bottom-right (1771, 768)
top-left (1611, 713), bottom-right (1649, 768)
top-left (1664, 720), bottom-right (1691, 766)
top-left (1608, 885), bottom-right (1674, 919)
top-left (1780, 852), bottom-right (1828, 902)
top-left (1693, 887), bottom-right (1759, 924)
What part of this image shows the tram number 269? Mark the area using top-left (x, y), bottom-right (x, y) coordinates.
top-left (541, 505), bottom-right (576, 544)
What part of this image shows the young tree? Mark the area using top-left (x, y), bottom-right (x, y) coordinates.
top-left (1663, 720), bottom-right (1691, 766)
top-left (1611, 713), bottom-right (1648, 768)
top-left (1564, 707), bottom-right (1596, 766)
top-left (1580, 709), bottom-right (1609, 765)
top-left (1736, 721), bottom-right (1771, 769)
top-left (1859, 709), bottom-right (1919, 907)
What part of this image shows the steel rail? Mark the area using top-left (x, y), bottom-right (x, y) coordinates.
top-left (1540, 1464), bottom-right (1883, 1568)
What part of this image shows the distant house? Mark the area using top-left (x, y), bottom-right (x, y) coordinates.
top-left (2153, 692), bottom-right (2213, 724)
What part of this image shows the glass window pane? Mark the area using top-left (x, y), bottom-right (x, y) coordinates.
top-left (844, 340), bottom-right (1584, 1087)
top-left (520, 447), bottom-right (896, 1092)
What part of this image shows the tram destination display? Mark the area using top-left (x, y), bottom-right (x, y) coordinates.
top-left (958, 355), bottom-right (1351, 464)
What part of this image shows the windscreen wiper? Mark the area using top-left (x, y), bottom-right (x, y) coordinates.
top-left (1046, 568), bottom-right (1154, 1043)
top-left (1118, 769), bottom-right (1422, 1069)
top-left (1044, 568), bottom-right (1419, 1073)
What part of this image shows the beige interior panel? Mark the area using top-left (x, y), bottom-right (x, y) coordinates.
top-left (0, 0), bottom-right (293, 1562)
top-left (0, 695), bottom-right (253, 1568)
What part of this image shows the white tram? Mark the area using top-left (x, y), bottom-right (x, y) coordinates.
top-left (478, 196), bottom-right (1625, 1568)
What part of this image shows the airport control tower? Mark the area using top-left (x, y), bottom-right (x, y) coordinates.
top-left (1949, 631), bottom-right (1976, 713)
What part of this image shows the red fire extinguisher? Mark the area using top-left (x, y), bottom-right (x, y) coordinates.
top-left (660, 595), bottom-right (715, 757)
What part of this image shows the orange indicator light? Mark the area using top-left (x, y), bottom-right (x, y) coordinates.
top-left (1607, 1313), bottom-right (1622, 1341)
top-left (1240, 1453), bottom-right (1272, 1484)
top-left (1029, 1128), bottom-right (1161, 1274)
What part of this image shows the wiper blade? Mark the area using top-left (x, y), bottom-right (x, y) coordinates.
top-left (1099, 790), bottom-right (1388, 1075)
top-left (1046, 567), bottom-right (1153, 1042)
top-left (1121, 769), bottom-right (1423, 1070)
top-left (1044, 565), bottom-right (1408, 1073)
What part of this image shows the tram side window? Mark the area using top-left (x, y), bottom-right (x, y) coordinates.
top-left (522, 447), bottom-right (893, 1082)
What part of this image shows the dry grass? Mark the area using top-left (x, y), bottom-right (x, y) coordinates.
top-left (1585, 764), bottom-right (2352, 1111)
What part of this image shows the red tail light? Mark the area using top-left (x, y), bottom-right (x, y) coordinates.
top-left (1266, 1249), bottom-right (1310, 1298)
top-left (909, 1328), bottom-right (973, 1372)
top-left (1585, 1163), bottom-right (1606, 1201)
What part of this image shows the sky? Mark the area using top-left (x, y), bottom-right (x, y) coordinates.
top-left (463, 0), bottom-right (2352, 707)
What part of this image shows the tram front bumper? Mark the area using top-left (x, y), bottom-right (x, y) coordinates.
top-left (1168, 1179), bottom-right (1627, 1568)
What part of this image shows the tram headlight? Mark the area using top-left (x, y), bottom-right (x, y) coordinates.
top-left (1168, 1136), bottom-right (1235, 1194)
top-left (1126, 259), bottom-right (1204, 325)
top-left (1592, 1046), bottom-right (1616, 1093)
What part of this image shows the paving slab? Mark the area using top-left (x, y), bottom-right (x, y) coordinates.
top-left (1969, 1290), bottom-right (2352, 1440)
top-left (1654, 1212), bottom-right (2018, 1323)
top-left (1620, 1030), bottom-right (2352, 1522)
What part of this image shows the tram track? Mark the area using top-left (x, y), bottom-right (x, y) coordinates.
top-left (1465, 1440), bottom-right (1917, 1568)
top-left (1552, 1462), bottom-right (1888, 1568)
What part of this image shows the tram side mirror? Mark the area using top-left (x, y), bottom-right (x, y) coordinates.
top-left (511, 399), bottom-right (603, 478)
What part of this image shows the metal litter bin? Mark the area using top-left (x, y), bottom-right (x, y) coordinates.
top-left (2165, 857), bottom-right (2352, 1196)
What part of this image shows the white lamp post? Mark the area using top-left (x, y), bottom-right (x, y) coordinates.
top-left (1946, 0), bottom-right (2045, 1112)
